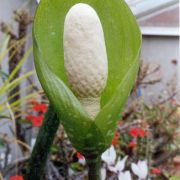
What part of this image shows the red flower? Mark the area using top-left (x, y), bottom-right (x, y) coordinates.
top-left (76, 152), bottom-right (85, 160)
top-left (129, 128), bottom-right (146, 138)
top-left (30, 100), bottom-right (39, 105)
top-left (129, 128), bottom-right (139, 138)
top-left (27, 115), bottom-right (34, 121)
top-left (27, 115), bottom-right (44, 127)
top-left (128, 141), bottom-right (137, 148)
top-left (33, 103), bottom-right (48, 113)
top-left (9, 175), bottom-right (24, 180)
top-left (32, 116), bottom-right (44, 127)
top-left (138, 128), bottom-right (146, 137)
top-left (151, 168), bottom-right (161, 175)
top-left (112, 131), bottom-right (120, 145)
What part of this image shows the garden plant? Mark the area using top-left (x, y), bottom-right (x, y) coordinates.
top-left (26, 0), bottom-right (142, 179)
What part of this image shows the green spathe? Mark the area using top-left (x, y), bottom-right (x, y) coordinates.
top-left (33, 0), bottom-right (141, 156)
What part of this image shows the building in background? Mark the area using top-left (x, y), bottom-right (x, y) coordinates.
top-left (126, 0), bottom-right (179, 102)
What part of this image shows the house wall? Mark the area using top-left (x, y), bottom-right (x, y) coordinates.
top-left (139, 6), bottom-right (179, 27)
top-left (140, 35), bottom-right (179, 102)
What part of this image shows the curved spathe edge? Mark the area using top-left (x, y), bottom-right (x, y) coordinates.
top-left (95, 51), bottom-right (141, 145)
top-left (33, 34), bottom-right (107, 155)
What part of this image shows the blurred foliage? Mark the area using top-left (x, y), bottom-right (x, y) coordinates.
top-left (0, 20), bottom-right (42, 178)
top-left (37, 62), bottom-right (179, 179)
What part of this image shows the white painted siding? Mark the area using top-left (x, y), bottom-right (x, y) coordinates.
top-left (140, 36), bottom-right (179, 101)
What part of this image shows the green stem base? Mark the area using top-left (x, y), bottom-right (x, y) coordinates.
top-left (25, 105), bottom-right (59, 180)
top-left (86, 156), bottom-right (101, 180)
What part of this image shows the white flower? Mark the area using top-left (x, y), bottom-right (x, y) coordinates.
top-left (101, 167), bottom-right (106, 180)
top-left (101, 145), bottom-right (116, 165)
top-left (76, 152), bottom-right (86, 165)
top-left (7, 154), bottom-right (12, 164)
top-left (68, 168), bottom-right (74, 176)
top-left (131, 160), bottom-right (148, 179)
top-left (36, 0), bottom-right (40, 4)
top-left (30, 138), bottom-right (36, 150)
top-left (101, 146), bottom-right (131, 179)
top-left (118, 171), bottom-right (132, 180)
top-left (0, 153), bottom-right (5, 167)
top-left (78, 157), bottom-right (86, 165)
top-left (108, 156), bottom-right (128, 173)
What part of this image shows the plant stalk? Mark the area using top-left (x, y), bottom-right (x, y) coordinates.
top-left (25, 105), bottom-right (59, 180)
top-left (86, 156), bottom-right (101, 180)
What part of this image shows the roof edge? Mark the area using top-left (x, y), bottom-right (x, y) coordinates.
top-left (141, 27), bottom-right (180, 36)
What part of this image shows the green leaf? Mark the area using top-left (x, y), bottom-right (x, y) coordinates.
top-left (71, 162), bottom-right (84, 171)
top-left (0, 35), bottom-right (9, 55)
top-left (50, 144), bottom-right (60, 153)
top-left (0, 70), bottom-right (9, 79)
top-left (170, 176), bottom-right (180, 180)
top-left (0, 115), bottom-right (9, 119)
top-left (33, 0), bottom-right (141, 155)
top-left (0, 138), bottom-right (5, 148)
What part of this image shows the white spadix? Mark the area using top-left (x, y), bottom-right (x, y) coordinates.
top-left (63, 3), bottom-right (108, 119)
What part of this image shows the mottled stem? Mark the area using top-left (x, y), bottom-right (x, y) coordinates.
top-left (25, 105), bottom-right (59, 180)
top-left (86, 156), bottom-right (101, 180)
